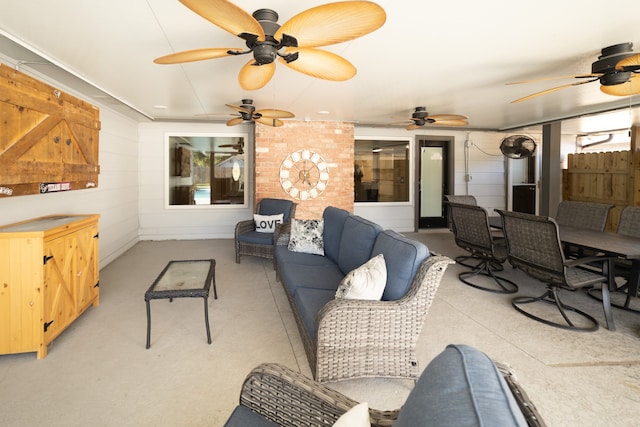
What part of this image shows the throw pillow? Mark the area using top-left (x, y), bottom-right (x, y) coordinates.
top-left (333, 402), bottom-right (370, 427)
top-left (335, 254), bottom-right (387, 300)
top-left (254, 214), bottom-right (284, 233)
top-left (288, 219), bottom-right (325, 255)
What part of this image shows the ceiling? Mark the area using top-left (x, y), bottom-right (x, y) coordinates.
top-left (1, 0), bottom-right (640, 135)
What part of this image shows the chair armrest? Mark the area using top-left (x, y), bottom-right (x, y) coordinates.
top-left (238, 363), bottom-right (399, 427)
top-left (275, 222), bottom-right (291, 246)
top-left (564, 255), bottom-right (612, 268)
top-left (494, 361), bottom-right (547, 427)
top-left (235, 219), bottom-right (255, 236)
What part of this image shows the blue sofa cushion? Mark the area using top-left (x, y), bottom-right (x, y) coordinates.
top-left (371, 230), bottom-right (429, 301)
top-left (394, 344), bottom-right (528, 427)
top-left (237, 230), bottom-right (274, 245)
top-left (223, 406), bottom-right (278, 427)
top-left (279, 263), bottom-right (345, 297)
top-left (294, 288), bottom-right (336, 340)
top-left (322, 206), bottom-right (351, 264)
top-left (275, 245), bottom-right (335, 268)
top-left (338, 216), bottom-right (382, 275)
top-left (259, 198), bottom-right (294, 222)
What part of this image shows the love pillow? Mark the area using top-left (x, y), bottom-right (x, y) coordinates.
top-left (254, 214), bottom-right (284, 233)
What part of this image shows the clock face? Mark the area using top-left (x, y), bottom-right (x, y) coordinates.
top-left (279, 149), bottom-right (330, 200)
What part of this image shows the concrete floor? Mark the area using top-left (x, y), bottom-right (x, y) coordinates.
top-left (0, 230), bottom-right (639, 426)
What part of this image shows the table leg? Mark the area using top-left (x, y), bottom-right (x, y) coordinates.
top-left (145, 299), bottom-right (152, 349)
top-left (203, 296), bottom-right (212, 344)
top-left (602, 258), bottom-right (616, 331)
top-left (212, 274), bottom-right (217, 300)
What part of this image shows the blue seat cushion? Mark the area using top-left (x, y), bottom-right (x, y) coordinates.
top-left (294, 288), bottom-right (336, 340)
top-left (338, 216), bottom-right (382, 275)
top-left (394, 344), bottom-right (527, 427)
top-left (371, 230), bottom-right (429, 301)
top-left (275, 245), bottom-right (335, 268)
top-left (237, 230), bottom-right (273, 245)
top-left (322, 206), bottom-right (350, 264)
top-left (224, 406), bottom-right (278, 427)
top-left (259, 198), bottom-right (294, 222)
top-left (279, 263), bottom-right (345, 296)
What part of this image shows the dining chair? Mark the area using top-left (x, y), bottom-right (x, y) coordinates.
top-left (449, 202), bottom-right (518, 293)
top-left (444, 195), bottom-right (480, 266)
top-left (497, 209), bottom-right (612, 332)
top-left (235, 198), bottom-right (296, 267)
top-left (588, 205), bottom-right (640, 312)
top-left (555, 200), bottom-right (613, 258)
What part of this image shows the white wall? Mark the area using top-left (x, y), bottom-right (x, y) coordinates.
top-left (354, 127), bottom-right (509, 231)
top-left (137, 122), bottom-right (253, 240)
top-left (0, 107), bottom-right (141, 268)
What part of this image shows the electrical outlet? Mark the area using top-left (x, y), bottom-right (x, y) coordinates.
top-left (465, 140), bottom-right (473, 148)
top-left (465, 174), bottom-right (473, 182)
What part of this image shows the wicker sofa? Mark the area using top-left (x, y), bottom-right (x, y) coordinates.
top-left (223, 344), bottom-right (545, 427)
top-left (274, 206), bottom-right (453, 382)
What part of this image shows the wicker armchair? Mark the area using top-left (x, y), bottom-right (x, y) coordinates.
top-left (497, 210), bottom-right (612, 332)
top-left (235, 198), bottom-right (296, 267)
top-left (309, 255), bottom-right (454, 383)
top-left (449, 202), bottom-right (518, 293)
top-left (225, 359), bottom-right (545, 427)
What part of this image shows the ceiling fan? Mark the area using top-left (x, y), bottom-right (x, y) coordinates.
top-left (220, 137), bottom-right (244, 153)
top-left (391, 107), bottom-right (469, 130)
top-left (499, 135), bottom-right (536, 159)
top-left (224, 98), bottom-right (294, 127)
top-left (154, 0), bottom-right (386, 90)
top-left (508, 43), bottom-right (640, 103)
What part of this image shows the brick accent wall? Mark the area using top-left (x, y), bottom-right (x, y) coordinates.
top-left (255, 120), bottom-right (355, 219)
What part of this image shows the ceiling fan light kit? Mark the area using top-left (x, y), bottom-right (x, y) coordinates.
top-left (155, 0), bottom-right (386, 90)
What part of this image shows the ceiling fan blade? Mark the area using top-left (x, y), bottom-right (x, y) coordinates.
top-left (275, 1), bottom-right (386, 48)
top-left (225, 103), bottom-right (252, 114)
top-left (600, 74), bottom-right (640, 96)
top-left (616, 53), bottom-right (640, 71)
top-left (256, 117), bottom-right (284, 127)
top-left (226, 117), bottom-right (244, 126)
top-left (256, 109), bottom-right (295, 119)
top-left (280, 48), bottom-right (356, 81)
top-left (406, 123), bottom-right (420, 130)
top-left (426, 114), bottom-right (468, 121)
top-left (179, 0), bottom-right (264, 40)
top-left (154, 48), bottom-right (241, 64)
top-left (510, 78), bottom-right (599, 103)
top-left (238, 60), bottom-right (276, 90)
top-left (431, 119), bottom-right (469, 126)
top-left (505, 74), bottom-right (601, 85)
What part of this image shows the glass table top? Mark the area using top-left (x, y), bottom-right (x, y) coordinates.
top-left (152, 260), bottom-right (214, 292)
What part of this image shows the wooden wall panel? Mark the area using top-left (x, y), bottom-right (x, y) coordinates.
top-left (0, 63), bottom-right (100, 197)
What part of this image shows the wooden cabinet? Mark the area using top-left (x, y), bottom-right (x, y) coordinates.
top-left (0, 214), bottom-right (99, 359)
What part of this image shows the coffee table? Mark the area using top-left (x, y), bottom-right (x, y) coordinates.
top-left (145, 259), bottom-right (217, 349)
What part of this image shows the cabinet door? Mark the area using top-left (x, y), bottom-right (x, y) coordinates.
top-left (43, 236), bottom-right (75, 343)
top-left (74, 224), bottom-right (99, 311)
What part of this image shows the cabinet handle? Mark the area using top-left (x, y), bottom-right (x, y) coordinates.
top-left (44, 320), bottom-right (54, 332)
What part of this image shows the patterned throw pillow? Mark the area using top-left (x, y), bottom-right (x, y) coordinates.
top-left (288, 219), bottom-right (325, 255)
top-left (254, 214), bottom-right (284, 233)
top-left (335, 254), bottom-right (387, 300)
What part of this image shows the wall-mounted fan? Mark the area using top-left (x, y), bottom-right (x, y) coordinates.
top-left (225, 99), bottom-right (294, 127)
top-left (154, 0), bottom-right (386, 90)
top-left (500, 135), bottom-right (536, 159)
top-left (391, 107), bottom-right (468, 130)
top-left (220, 137), bottom-right (244, 153)
top-left (508, 43), bottom-right (640, 103)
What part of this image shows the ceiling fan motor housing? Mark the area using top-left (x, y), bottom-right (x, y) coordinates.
top-left (592, 43), bottom-right (634, 86)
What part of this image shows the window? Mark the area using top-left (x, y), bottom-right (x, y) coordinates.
top-left (354, 138), bottom-right (410, 203)
top-left (167, 134), bottom-right (247, 206)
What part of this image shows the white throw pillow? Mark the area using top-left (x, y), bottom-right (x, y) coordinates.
top-left (254, 214), bottom-right (284, 233)
top-left (333, 402), bottom-right (370, 427)
top-left (288, 219), bottom-right (324, 255)
top-left (335, 254), bottom-right (387, 300)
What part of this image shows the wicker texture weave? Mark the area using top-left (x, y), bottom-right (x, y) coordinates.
top-left (289, 255), bottom-right (455, 383)
top-left (235, 200), bottom-right (296, 267)
top-left (234, 361), bottom-right (545, 427)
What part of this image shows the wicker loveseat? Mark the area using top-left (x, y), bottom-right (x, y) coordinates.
top-left (274, 206), bottom-right (453, 382)
top-left (223, 344), bottom-right (545, 427)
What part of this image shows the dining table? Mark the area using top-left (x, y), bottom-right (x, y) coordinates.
top-left (488, 214), bottom-right (640, 331)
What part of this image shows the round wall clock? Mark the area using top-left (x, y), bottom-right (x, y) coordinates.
top-left (279, 149), bottom-right (329, 200)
